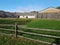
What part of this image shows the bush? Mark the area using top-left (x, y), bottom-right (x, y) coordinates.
top-left (0, 18), bottom-right (34, 25)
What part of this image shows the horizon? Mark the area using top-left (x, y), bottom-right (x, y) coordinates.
top-left (0, 0), bottom-right (60, 12)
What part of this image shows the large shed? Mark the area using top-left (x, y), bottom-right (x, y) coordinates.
top-left (38, 7), bottom-right (60, 19)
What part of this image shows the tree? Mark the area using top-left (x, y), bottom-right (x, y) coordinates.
top-left (31, 11), bottom-right (38, 13)
top-left (56, 6), bottom-right (60, 9)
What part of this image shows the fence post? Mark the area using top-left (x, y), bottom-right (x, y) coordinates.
top-left (15, 22), bottom-right (18, 38)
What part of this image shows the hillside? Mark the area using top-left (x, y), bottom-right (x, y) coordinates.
top-left (0, 10), bottom-right (17, 18)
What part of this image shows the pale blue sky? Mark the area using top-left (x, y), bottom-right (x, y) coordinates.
top-left (0, 0), bottom-right (60, 12)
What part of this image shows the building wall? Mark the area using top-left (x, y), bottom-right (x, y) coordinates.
top-left (19, 12), bottom-right (60, 19)
top-left (19, 15), bottom-right (35, 18)
top-left (38, 12), bottom-right (60, 19)
top-left (28, 16), bottom-right (35, 18)
top-left (19, 16), bottom-right (26, 18)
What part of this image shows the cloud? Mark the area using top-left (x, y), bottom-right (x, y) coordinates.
top-left (5, 5), bottom-right (44, 12)
top-left (17, 5), bottom-right (44, 12)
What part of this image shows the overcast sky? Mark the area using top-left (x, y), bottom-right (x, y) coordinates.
top-left (0, 0), bottom-right (60, 12)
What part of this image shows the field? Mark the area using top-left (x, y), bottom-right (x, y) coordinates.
top-left (0, 34), bottom-right (49, 45)
top-left (0, 18), bottom-right (33, 25)
top-left (27, 19), bottom-right (60, 30)
top-left (0, 18), bottom-right (60, 45)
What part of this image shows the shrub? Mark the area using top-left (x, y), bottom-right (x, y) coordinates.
top-left (0, 18), bottom-right (34, 25)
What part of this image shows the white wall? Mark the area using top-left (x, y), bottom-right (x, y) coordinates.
top-left (28, 16), bottom-right (35, 18)
top-left (19, 15), bottom-right (35, 18)
top-left (19, 16), bottom-right (26, 18)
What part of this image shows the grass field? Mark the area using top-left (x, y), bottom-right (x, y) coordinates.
top-left (0, 30), bottom-right (55, 43)
top-left (0, 34), bottom-right (49, 45)
top-left (0, 18), bottom-right (60, 45)
top-left (19, 28), bottom-right (60, 36)
top-left (0, 18), bottom-right (33, 25)
top-left (27, 19), bottom-right (60, 30)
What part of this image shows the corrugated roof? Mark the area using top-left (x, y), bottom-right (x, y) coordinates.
top-left (16, 12), bottom-right (36, 16)
top-left (39, 7), bottom-right (60, 13)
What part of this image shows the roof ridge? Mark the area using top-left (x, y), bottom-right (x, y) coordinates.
top-left (39, 7), bottom-right (60, 13)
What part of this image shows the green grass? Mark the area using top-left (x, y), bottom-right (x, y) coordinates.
top-left (0, 30), bottom-right (15, 34)
top-left (0, 19), bottom-right (60, 45)
top-left (27, 19), bottom-right (60, 30)
top-left (19, 28), bottom-right (60, 36)
top-left (0, 34), bottom-right (50, 45)
top-left (0, 30), bottom-right (58, 43)
top-left (0, 18), bottom-right (33, 25)
top-left (23, 33), bottom-right (55, 43)
top-left (0, 26), bottom-right (15, 29)
top-left (0, 25), bottom-right (60, 36)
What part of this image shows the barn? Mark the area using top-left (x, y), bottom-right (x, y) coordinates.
top-left (38, 7), bottom-right (60, 19)
top-left (16, 7), bottom-right (60, 19)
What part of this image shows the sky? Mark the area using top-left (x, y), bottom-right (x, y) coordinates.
top-left (0, 0), bottom-right (60, 12)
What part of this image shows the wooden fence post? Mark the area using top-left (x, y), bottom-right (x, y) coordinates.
top-left (15, 22), bottom-right (18, 38)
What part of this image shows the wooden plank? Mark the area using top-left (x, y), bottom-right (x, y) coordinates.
top-left (18, 30), bottom-right (60, 38)
top-left (0, 28), bottom-right (60, 38)
top-left (18, 35), bottom-right (51, 45)
top-left (19, 25), bottom-right (60, 32)
top-left (0, 32), bottom-right (56, 45)
top-left (0, 24), bottom-right (14, 26)
top-left (0, 28), bottom-right (14, 31)
top-left (0, 32), bottom-right (15, 36)
top-left (18, 35), bottom-right (57, 45)
top-left (0, 24), bottom-right (60, 32)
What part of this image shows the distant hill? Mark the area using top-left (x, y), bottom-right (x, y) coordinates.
top-left (0, 10), bottom-right (17, 18)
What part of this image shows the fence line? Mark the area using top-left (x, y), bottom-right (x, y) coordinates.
top-left (0, 23), bottom-right (60, 45)
top-left (0, 28), bottom-right (60, 38)
top-left (0, 32), bottom-right (56, 45)
top-left (0, 28), bottom-right (14, 31)
top-left (0, 27), bottom-right (60, 38)
top-left (0, 24), bottom-right (14, 26)
top-left (18, 30), bottom-right (60, 38)
top-left (19, 25), bottom-right (60, 32)
top-left (0, 24), bottom-right (60, 32)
